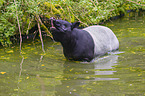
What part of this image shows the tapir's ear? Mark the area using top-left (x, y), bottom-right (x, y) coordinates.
top-left (71, 22), bottom-right (80, 30)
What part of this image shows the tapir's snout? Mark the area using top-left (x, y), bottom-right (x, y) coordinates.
top-left (50, 17), bottom-right (56, 29)
top-left (49, 17), bottom-right (56, 21)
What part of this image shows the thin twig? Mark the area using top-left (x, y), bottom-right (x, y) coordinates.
top-left (36, 15), bottom-right (53, 39)
top-left (14, 0), bottom-right (22, 52)
top-left (50, 0), bottom-right (52, 13)
top-left (126, 0), bottom-right (145, 6)
top-left (33, 31), bottom-right (38, 41)
top-left (26, 19), bottom-right (32, 35)
top-left (89, 0), bottom-right (97, 7)
top-left (21, 15), bottom-right (29, 34)
top-left (96, 0), bottom-right (99, 5)
top-left (37, 21), bottom-right (45, 53)
top-left (67, 6), bottom-right (72, 22)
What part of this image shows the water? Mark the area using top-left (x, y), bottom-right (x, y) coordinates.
top-left (0, 11), bottom-right (145, 96)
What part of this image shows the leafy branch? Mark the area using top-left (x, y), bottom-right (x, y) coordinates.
top-left (0, 0), bottom-right (145, 47)
top-left (126, 0), bottom-right (145, 6)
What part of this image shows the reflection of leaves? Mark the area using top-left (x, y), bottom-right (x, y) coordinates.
top-left (41, 64), bottom-right (45, 66)
top-left (73, 89), bottom-right (76, 92)
top-left (0, 72), bottom-right (6, 74)
top-left (138, 73), bottom-right (142, 76)
top-left (55, 75), bottom-right (63, 79)
top-left (39, 53), bottom-right (46, 55)
top-left (85, 76), bottom-right (90, 79)
top-left (0, 56), bottom-right (10, 60)
top-left (108, 24), bottom-right (114, 26)
top-left (87, 88), bottom-right (92, 91)
top-left (34, 52), bottom-right (38, 54)
top-left (24, 56), bottom-right (28, 59)
top-left (131, 51), bottom-right (136, 54)
top-left (14, 89), bottom-right (18, 91)
top-left (26, 76), bottom-right (29, 79)
top-left (6, 50), bottom-right (14, 53)
top-left (129, 67), bottom-right (142, 72)
top-left (21, 51), bottom-right (26, 55)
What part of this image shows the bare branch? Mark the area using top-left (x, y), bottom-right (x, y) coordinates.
top-left (36, 15), bottom-right (53, 39)
top-left (14, 0), bottom-right (22, 52)
top-left (37, 21), bottom-right (45, 53)
top-left (26, 19), bottom-right (32, 35)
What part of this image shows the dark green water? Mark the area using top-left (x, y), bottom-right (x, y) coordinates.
top-left (0, 11), bottom-right (145, 96)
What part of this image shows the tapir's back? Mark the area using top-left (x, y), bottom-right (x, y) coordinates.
top-left (83, 25), bottom-right (119, 56)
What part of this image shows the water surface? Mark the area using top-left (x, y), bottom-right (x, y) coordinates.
top-left (0, 11), bottom-right (145, 96)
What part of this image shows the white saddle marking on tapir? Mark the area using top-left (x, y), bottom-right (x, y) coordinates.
top-left (83, 25), bottom-right (119, 56)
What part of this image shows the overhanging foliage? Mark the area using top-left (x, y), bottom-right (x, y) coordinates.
top-left (0, 0), bottom-right (145, 46)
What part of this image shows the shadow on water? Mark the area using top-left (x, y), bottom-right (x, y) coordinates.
top-left (55, 52), bottom-right (119, 96)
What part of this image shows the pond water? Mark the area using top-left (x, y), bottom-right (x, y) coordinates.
top-left (0, 11), bottom-right (145, 96)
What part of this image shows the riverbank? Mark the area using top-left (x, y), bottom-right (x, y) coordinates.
top-left (0, 0), bottom-right (145, 46)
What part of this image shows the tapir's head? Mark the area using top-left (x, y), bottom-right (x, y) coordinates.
top-left (50, 18), bottom-right (80, 42)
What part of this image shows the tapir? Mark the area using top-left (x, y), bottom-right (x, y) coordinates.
top-left (50, 19), bottom-right (119, 62)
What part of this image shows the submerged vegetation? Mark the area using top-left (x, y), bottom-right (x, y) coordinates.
top-left (0, 0), bottom-right (145, 46)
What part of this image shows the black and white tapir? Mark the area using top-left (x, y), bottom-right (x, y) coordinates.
top-left (50, 19), bottom-right (119, 62)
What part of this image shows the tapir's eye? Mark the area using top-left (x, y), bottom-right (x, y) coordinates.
top-left (64, 24), bottom-right (68, 27)
top-left (55, 22), bottom-right (61, 26)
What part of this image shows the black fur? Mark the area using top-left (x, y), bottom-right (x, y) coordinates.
top-left (50, 19), bottom-right (94, 61)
